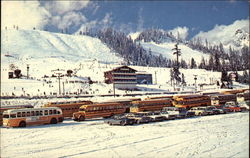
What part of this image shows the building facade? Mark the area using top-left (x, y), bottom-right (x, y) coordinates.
top-left (136, 72), bottom-right (153, 84)
top-left (104, 66), bottom-right (137, 90)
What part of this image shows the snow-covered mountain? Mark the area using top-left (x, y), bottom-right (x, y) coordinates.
top-left (129, 30), bottom-right (209, 64)
top-left (139, 41), bottom-right (210, 64)
top-left (1, 29), bottom-right (123, 64)
top-left (193, 19), bottom-right (249, 51)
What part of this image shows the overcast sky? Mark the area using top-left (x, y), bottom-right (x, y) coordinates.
top-left (1, 0), bottom-right (249, 39)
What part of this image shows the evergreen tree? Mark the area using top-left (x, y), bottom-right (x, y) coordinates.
top-left (214, 52), bottom-right (221, 71)
top-left (198, 57), bottom-right (206, 69)
top-left (181, 73), bottom-right (186, 85)
top-left (221, 68), bottom-right (228, 83)
top-left (190, 58), bottom-right (197, 69)
top-left (208, 55), bottom-right (214, 70)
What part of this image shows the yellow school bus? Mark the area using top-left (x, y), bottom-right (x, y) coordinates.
top-left (44, 100), bottom-right (93, 118)
top-left (2, 107), bottom-right (63, 127)
top-left (130, 99), bottom-right (172, 113)
top-left (222, 89), bottom-right (246, 95)
top-left (172, 94), bottom-right (211, 109)
top-left (72, 102), bottom-right (126, 121)
top-left (210, 94), bottom-right (236, 106)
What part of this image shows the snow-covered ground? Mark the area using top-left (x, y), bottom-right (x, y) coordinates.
top-left (1, 112), bottom-right (248, 158)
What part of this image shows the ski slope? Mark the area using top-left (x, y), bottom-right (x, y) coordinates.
top-left (1, 29), bottom-right (123, 63)
top-left (139, 41), bottom-right (210, 64)
top-left (1, 112), bottom-right (248, 158)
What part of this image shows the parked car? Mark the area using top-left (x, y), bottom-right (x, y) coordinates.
top-left (162, 107), bottom-right (179, 118)
top-left (104, 117), bottom-right (135, 126)
top-left (147, 111), bottom-right (166, 122)
top-left (206, 106), bottom-right (225, 114)
top-left (188, 107), bottom-right (208, 116)
top-left (238, 102), bottom-right (249, 111)
top-left (185, 110), bottom-right (196, 117)
top-left (160, 111), bottom-right (175, 120)
top-left (131, 112), bottom-right (154, 124)
top-left (224, 101), bottom-right (241, 112)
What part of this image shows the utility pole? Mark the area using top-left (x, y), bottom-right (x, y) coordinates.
top-left (113, 81), bottom-right (116, 98)
top-left (26, 64), bottom-right (30, 79)
top-left (155, 71), bottom-right (157, 85)
top-left (52, 69), bottom-right (64, 95)
top-left (194, 75), bottom-right (198, 92)
top-left (63, 82), bottom-right (65, 95)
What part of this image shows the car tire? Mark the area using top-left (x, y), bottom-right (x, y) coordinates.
top-left (121, 121), bottom-right (126, 126)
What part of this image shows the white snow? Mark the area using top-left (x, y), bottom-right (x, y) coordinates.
top-left (1, 112), bottom-right (248, 158)
top-left (193, 19), bottom-right (249, 51)
top-left (1, 27), bottom-right (249, 158)
top-left (139, 41), bottom-right (210, 64)
top-left (1, 29), bottom-right (123, 63)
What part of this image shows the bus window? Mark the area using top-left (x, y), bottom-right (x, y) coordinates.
top-left (31, 111), bottom-right (35, 116)
top-left (10, 114), bottom-right (16, 118)
top-left (57, 110), bottom-right (61, 114)
top-left (36, 111), bottom-right (39, 116)
top-left (27, 111), bottom-right (31, 117)
top-left (53, 110), bottom-right (57, 114)
top-left (49, 110), bottom-right (52, 115)
top-left (44, 110), bottom-right (48, 115)
top-left (22, 112), bottom-right (26, 117)
top-left (40, 111), bottom-right (43, 115)
top-left (17, 112), bottom-right (21, 117)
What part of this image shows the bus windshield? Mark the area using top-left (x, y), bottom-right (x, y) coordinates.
top-left (3, 114), bottom-right (9, 118)
top-left (79, 108), bottom-right (85, 112)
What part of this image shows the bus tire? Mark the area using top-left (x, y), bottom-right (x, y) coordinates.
top-left (50, 118), bottom-right (58, 124)
top-left (78, 115), bottom-right (85, 121)
top-left (19, 121), bottom-right (26, 127)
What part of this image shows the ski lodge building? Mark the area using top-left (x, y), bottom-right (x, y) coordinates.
top-left (104, 66), bottom-right (137, 90)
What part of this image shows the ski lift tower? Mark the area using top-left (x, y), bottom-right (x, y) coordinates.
top-left (52, 69), bottom-right (65, 95)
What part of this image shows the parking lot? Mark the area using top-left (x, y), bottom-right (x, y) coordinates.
top-left (1, 112), bottom-right (249, 158)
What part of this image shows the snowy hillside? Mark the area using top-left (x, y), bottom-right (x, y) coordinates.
top-left (139, 41), bottom-right (210, 64)
top-left (1, 29), bottom-right (123, 64)
top-left (1, 29), bottom-right (248, 98)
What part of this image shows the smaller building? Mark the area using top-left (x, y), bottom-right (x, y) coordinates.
top-left (104, 66), bottom-right (137, 90)
top-left (136, 72), bottom-right (152, 84)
